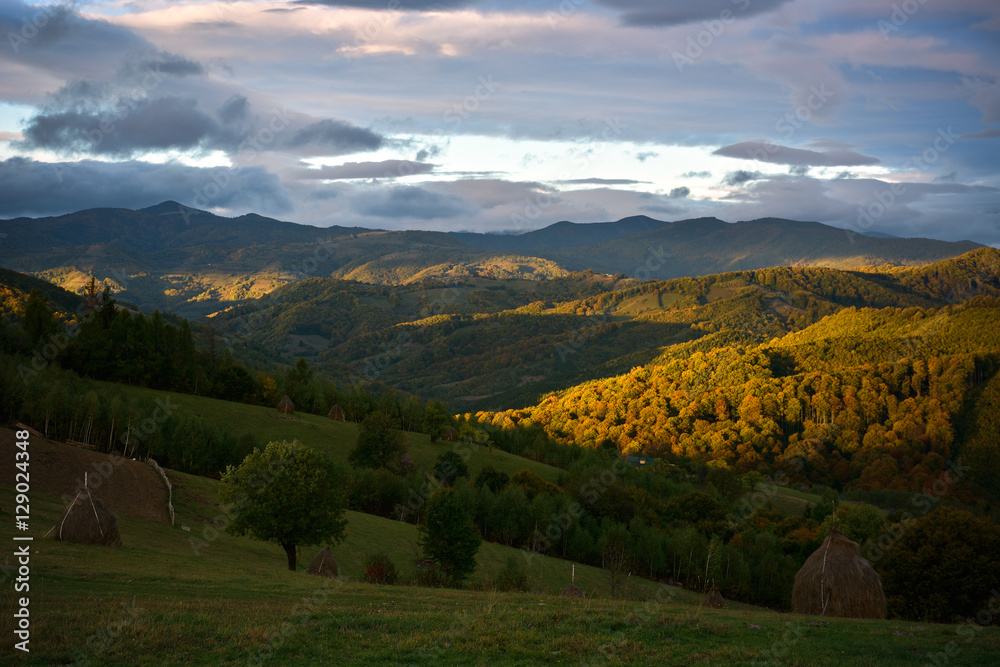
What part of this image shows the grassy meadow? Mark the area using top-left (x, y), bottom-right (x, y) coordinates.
top-left (2, 458), bottom-right (999, 665)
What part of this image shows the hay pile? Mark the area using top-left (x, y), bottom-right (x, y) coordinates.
top-left (53, 487), bottom-right (122, 547)
top-left (792, 526), bottom-right (886, 619)
top-left (278, 395), bottom-right (295, 415)
top-left (328, 404), bottom-right (346, 421)
top-left (703, 586), bottom-right (726, 609)
top-left (561, 584), bottom-right (585, 598)
top-left (443, 426), bottom-right (459, 442)
top-left (306, 547), bottom-right (338, 578)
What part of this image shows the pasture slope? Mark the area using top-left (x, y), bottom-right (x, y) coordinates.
top-left (0, 426), bottom-right (998, 664)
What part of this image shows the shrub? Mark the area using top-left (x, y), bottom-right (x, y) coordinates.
top-left (492, 556), bottom-right (531, 593)
top-left (362, 552), bottom-right (399, 585)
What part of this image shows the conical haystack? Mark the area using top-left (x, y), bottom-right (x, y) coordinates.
top-left (278, 395), bottom-right (295, 415)
top-left (561, 564), bottom-right (584, 597)
top-left (53, 487), bottom-right (122, 547)
top-left (328, 404), bottom-right (346, 421)
top-left (306, 547), bottom-right (338, 578)
top-left (703, 586), bottom-right (726, 609)
top-left (792, 526), bottom-right (886, 619)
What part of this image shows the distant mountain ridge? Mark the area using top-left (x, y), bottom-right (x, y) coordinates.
top-left (0, 203), bottom-right (982, 316)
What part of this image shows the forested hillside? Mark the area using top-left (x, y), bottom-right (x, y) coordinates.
top-left (475, 250), bottom-right (1000, 500)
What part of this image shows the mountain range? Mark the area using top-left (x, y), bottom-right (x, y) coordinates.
top-left (0, 203), bottom-right (982, 317)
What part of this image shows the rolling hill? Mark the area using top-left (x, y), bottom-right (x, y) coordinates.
top-left (0, 204), bottom-right (981, 318)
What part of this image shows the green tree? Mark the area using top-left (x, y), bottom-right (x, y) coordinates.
top-left (879, 507), bottom-right (1000, 622)
top-left (837, 503), bottom-right (885, 547)
top-left (419, 487), bottom-right (481, 583)
top-left (423, 399), bottom-right (452, 442)
top-left (474, 465), bottom-right (509, 493)
top-left (21, 289), bottom-right (55, 348)
top-left (433, 450), bottom-right (469, 487)
top-left (348, 410), bottom-right (407, 472)
top-left (219, 440), bottom-right (348, 571)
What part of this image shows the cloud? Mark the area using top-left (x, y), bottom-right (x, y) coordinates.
top-left (668, 186), bottom-right (690, 198)
top-left (713, 141), bottom-right (880, 166)
top-left (19, 96), bottom-right (225, 156)
top-left (18, 90), bottom-right (383, 159)
top-left (635, 151), bottom-right (659, 162)
top-left (558, 178), bottom-right (647, 185)
top-left (295, 160), bottom-right (434, 180)
top-left (721, 170), bottom-right (763, 186)
top-left (286, 119), bottom-right (384, 155)
top-left (0, 157), bottom-right (291, 217)
top-left (294, 0), bottom-right (473, 8)
top-left (352, 185), bottom-right (473, 219)
top-left (681, 170), bottom-right (711, 178)
top-left (127, 52), bottom-right (205, 78)
top-left (595, 0), bottom-right (792, 26)
top-left (959, 128), bottom-right (1000, 140)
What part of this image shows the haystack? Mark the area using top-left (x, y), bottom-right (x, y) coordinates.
top-left (306, 547), bottom-right (338, 578)
top-left (792, 526), bottom-right (886, 619)
top-left (277, 395), bottom-right (295, 415)
top-left (703, 586), bottom-right (726, 609)
top-left (52, 486), bottom-right (122, 547)
top-left (443, 426), bottom-right (459, 442)
top-left (328, 404), bottom-right (346, 421)
top-left (561, 564), bottom-right (585, 597)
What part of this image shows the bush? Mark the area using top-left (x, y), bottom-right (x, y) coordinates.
top-left (492, 556), bottom-right (531, 593)
top-left (362, 552), bottom-right (399, 585)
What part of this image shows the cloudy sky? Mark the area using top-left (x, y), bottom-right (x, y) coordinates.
top-left (1, 0), bottom-right (998, 243)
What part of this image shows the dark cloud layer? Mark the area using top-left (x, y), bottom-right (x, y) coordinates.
top-left (19, 93), bottom-right (384, 158)
top-left (296, 160), bottom-right (434, 180)
top-left (722, 170), bottom-right (763, 186)
top-left (287, 119), bottom-right (384, 154)
top-left (0, 158), bottom-right (291, 217)
top-left (713, 142), bottom-right (880, 167)
top-left (353, 185), bottom-right (472, 219)
top-left (596, 0), bottom-right (791, 27)
top-left (20, 96), bottom-right (228, 156)
top-left (293, 0), bottom-right (472, 8)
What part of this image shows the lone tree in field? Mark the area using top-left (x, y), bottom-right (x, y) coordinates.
top-left (349, 410), bottom-right (407, 472)
top-left (419, 487), bottom-right (480, 584)
top-left (220, 440), bottom-right (347, 571)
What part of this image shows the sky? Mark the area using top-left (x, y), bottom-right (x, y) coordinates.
top-left (0, 0), bottom-right (998, 243)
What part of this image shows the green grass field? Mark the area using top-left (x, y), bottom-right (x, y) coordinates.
top-left (101, 383), bottom-right (564, 484)
top-left (4, 472), bottom-right (999, 666)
